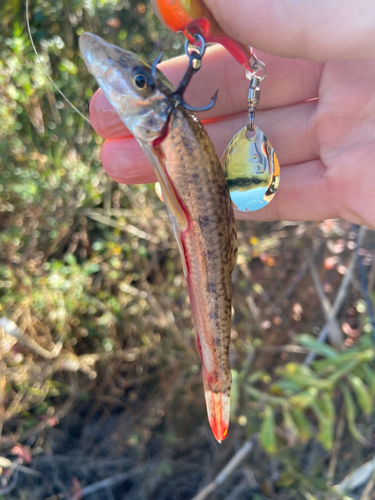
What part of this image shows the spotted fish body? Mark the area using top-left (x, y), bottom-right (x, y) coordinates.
top-left (79, 33), bottom-right (237, 442)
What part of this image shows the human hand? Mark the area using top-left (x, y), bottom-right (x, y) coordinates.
top-left (89, 0), bottom-right (375, 227)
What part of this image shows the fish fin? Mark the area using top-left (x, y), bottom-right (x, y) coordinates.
top-left (202, 369), bottom-right (230, 443)
top-left (174, 232), bottom-right (188, 278)
top-left (140, 141), bottom-right (189, 277)
top-left (189, 274), bottom-right (231, 443)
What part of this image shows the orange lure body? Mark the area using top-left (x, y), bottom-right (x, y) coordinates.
top-left (151, 0), bottom-right (253, 70)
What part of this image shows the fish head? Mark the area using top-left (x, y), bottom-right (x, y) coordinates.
top-left (79, 32), bottom-right (173, 142)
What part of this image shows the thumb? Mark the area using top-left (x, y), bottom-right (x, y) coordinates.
top-left (202, 0), bottom-right (375, 61)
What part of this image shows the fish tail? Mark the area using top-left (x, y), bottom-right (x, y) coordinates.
top-left (202, 368), bottom-right (230, 443)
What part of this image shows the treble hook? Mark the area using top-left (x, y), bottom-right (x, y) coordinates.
top-left (151, 52), bottom-right (163, 81)
top-left (151, 33), bottom-right (218, 112)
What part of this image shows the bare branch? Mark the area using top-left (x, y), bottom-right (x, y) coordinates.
top-left (0, 318), bottom-right (62, 359)
top-left (0, 456), bottom-right (41, 477)
top-left (70, 467), bottom-right (144, 499)
top-left (308, 256), bottom-right (343, 348)
top-left (0, 326), bottom-right (4, 446)
top-left (191, 440), bottom-right (254, 500)
top-left (359, 467), bottom-right (375, 500)
top-left (335, 456), bottom-right (375, 494)
top-left (85, 210), bottom-right (160, 244)
top-left (326, 409), bottom-right (345, 487)
top-left (0, 467), bottom-right (19, 495)
top-left (257, 345), bottom-right (309, 354)
top-left (304, 225), bottom-right (367, 365)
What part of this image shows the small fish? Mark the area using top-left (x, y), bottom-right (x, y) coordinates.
top-left (79, 33), bottom-right (237, 442)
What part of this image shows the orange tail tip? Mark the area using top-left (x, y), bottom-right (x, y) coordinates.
top-left (204, 389), bottom-right (230, 443)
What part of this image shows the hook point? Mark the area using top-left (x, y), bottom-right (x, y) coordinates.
top-left (151, 53), bottom-right (163, 81)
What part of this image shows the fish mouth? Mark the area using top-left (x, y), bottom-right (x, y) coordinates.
top-left (79, 32), bottom-right (98, 54)
top-left (79, 32), bottom-right (108, 78)
top-left (79, 32), bottom-right (135, 79)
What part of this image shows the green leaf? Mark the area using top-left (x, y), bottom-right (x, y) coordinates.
top-left (58, 58), bottom-right (78, 75)
top-left (290, 407), bottom-right (312, 443)
top-left (84, 263), bottom-right (101, 275)
top-left (341, 383), bottom-right (367, 444)
top-left (230, 369), bottom-right (240, 420)
top-left (259, 406), bottom-right (277, 455)
top-left (247, 369), bottom-right (267, 384)
top-left (246, 386), bottom-right (287, 405)
top-left (296, 334), bottom-right (338, 358)
top-left (313, 349), bottom-right (374, 372)
top-left (276, 363), bottom-right (333, 390)
top-left (357, 364), bottom-right (375, 398)
top-left (311, 402), bottom-right (333, 450)
top-left (282, 406), bottom-right (299, 441)
top-left (64, 253), bottom-right (76, 265)
top-left (319, 392), bottom-right (335, 424)
top-left (348, 375), bottom-right (373, 416)
top-left (326, 359), bottom-right (361, 383)
top-left (289, 387), bottom-right (318, 409)
top-left (271, 379), bottom-right (302, 395)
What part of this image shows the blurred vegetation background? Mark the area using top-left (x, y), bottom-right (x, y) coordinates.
top-left (1, 1), bottom-right (375, 499)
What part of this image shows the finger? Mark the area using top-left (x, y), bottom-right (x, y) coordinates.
top-left (90, 45), bottom-right (323, 140)
top-left (101, 100), bottom-right (318, 183)
top-left (104, 155), bottom-right (336, 223)
top-left (238, 158), bottom-right (370, 226)
top-left (90, 89), bottom-right (130, 140)
top-left (101, 138), bottom-right (156, 185)
top-left (161, 47), bottom-right (322, 116)
top-left (203, 0), bottom-right (375, 61)
top-left (236, 160), bottom-right (333, 222)
top-left (104, 152), bottom-right (366, 226)
top-left (207, 99), bottom-right (318, 162)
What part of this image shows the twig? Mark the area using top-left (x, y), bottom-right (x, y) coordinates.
top-left (367, 251), bottom-right (375, 298)
top-left (257, 345), bottom-right (309, 354)
top-left (245, 295), bottom-right (263, 332)
top-left (0, 393), bottom-right (80, 452)
top-left (104, 182), bottom-right (112, 217)
top-left (78, 208), bottom-right (134, 217)
top-left (303, 327), bottom-right (327, 366)
top-left (0, 318), bottom-right (62, 359)
top-left (308, 256), bottom-right (343, 348)
top-left (326, 408), bottom-right (345, 487)
top-left (225, 478), bottom-right (249, 500)
top-left (191, 440), bottom-right (254, 500)
top-left (334, 226), bottom-right (367, 309)
top-left (360, 468), bottom-right (375, 500)
top-left (0, 326), bottom-right (4, 446)
top-left (85, 210), bottom-right (160, 244)
top-left (69, 467), bottom-right (144, 499)
top-left (272, 259), bottom-right (309, 310)
top-left (354, 224), bottom-right (375, 336)
top-left (0, 456), bottom-right (41, 476)
top-left (335, 456), bottom-right (375, 493)
top-left (0, 467), bottom-right (19, 495)
top-left (304, 225), bottom-right (367, 366)
top-left (25, 0), bottom-right (90, 124)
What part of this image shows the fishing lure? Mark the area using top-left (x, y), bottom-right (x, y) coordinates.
top-left (79, 32), bottom-right (237, 442)
top-left (151, 0), bottom-right (280, 213)
top-left (150, 0), bottom-right (253, 70)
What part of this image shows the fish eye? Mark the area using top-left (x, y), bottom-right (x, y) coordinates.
top-left (134, 74), bottom-right (148, 90)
